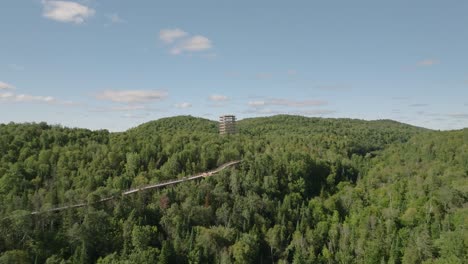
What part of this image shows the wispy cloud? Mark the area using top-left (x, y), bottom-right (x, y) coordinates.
top-left (96, 89), bottom-right (168, 103)
top-left (159, 28), bottom-right (188, 43)
top-left (160, 28), bottom-right (213, 55)
top-left (1, 93), bottom-right (55, 103)
top-left (170, 35), bottom-right (212, 55)
top-left (417, 59), bottom-right (439, 66)
top-left (0, 91), bottom-right (74, 105)
top-left (0, 81), bottom-right (15, 90)
top-left (175, 102), bottom-right (192, 109)
top-left (42, 1), bottom-right (95, 24)
top-left (209, 94), bottom-right (228, 102)
top-left (0, 82), bottom-right (75, 105)
top-left (106, 13), bottom-right (125, 24)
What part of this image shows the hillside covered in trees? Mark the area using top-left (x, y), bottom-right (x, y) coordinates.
top-left (0, 115), bottom-right (466, 263)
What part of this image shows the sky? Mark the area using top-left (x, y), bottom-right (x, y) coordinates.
top-left (1, 0), bottom-right (468, 131)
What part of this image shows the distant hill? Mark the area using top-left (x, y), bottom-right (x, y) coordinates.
top-left (237, 114), bottom-right (427, 134)
top-left (128, 115), bottom-right (218, 135)
top-left (125, 114), bottom-right (429, 157)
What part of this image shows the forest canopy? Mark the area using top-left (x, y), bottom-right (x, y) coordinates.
top-left (0, 115), bottom-right (466, 263)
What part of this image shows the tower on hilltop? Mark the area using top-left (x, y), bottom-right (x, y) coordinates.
top-left (219, 115), bottom-right (236, 135)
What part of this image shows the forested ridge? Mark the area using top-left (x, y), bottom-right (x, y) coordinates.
top-left (0, 115), bottom-right (466, 263)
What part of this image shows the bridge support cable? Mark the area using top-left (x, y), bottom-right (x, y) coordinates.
top-left (25, 160), bottom-right (241, 216)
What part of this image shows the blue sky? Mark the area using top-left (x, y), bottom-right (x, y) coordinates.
top-left (1, 0), bottom-right (467, 131)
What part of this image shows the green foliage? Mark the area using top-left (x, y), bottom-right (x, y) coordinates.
top-left (0, 116), bottom-right (465, 263)
top-left (0, 250), bottom-right (30, 264)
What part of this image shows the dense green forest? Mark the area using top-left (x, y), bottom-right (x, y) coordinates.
top-left (0, 115), bottom-right (466, 263)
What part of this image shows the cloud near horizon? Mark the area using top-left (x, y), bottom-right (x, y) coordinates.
top-left (96, 89), bottom-right (168, 103)
top-left (0, 81), bottom-right (15, 90)
top-left (42, 0), bottom-right (95, 24)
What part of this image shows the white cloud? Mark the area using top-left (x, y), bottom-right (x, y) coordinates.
top-left (0, 81), bottom-right (15, 90)
top-left (170, 35), bottom-right (212, 55)
top-left (0, 83), bottom-right (74, 105)
top-left (0, 92), bottom-right (58, 104)
top-left (175, 102), bottom-right (192, 109)
top-left (16, 94), bottom-right (55, 103)
top-left (417, 59), bottom-right (439, 66)
top-left (0, 92), bottom-right (14, 99)
top-left (159, 28), bottom-right (213, 55)
top-left (96, 89), bottom-right (168, 103)
top-left (209, 94), bottom-right (228, 102)
top-left (159, 28), bottom-right (188, 43)
top-left (42, 1), bottom-right (95, 24)
top-left (106, 13), bottom-right (124, 24)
